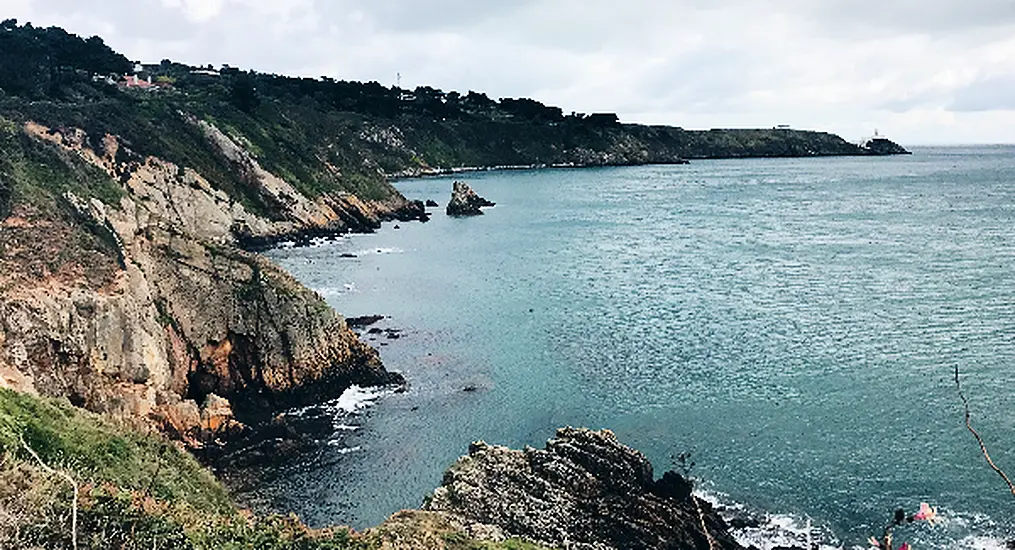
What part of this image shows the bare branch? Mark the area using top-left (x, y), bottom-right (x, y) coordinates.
top-left (691, 494), bottom-right (716, 550)
top-left (954, 365), bottom-right (1015, 497)
top-left (20, 436), bottom-right (78, 550)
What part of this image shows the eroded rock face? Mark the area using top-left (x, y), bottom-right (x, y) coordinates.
top-left (0, 121), bottom-right (406, 443)
top-left (446, 181), bottom-right (494, 217)
top-left (425, 427), bottom-right (743, 550)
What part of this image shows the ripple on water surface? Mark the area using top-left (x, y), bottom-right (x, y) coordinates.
top-left (256, 149), bottom-right (1015, 547)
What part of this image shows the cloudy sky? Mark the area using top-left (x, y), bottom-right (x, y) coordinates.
top-left (5, 0), bottom-right (1015, 144)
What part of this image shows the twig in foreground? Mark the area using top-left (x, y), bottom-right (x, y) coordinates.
top-left (954, 365), bottom-right (1015, 496)
top-left (20, 436), bottom-right (78, 550)
top-left (692, 494), bottom-right (717, 550)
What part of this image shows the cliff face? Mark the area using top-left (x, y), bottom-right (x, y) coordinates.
top-left (0, 120), bottom-right (404, 443)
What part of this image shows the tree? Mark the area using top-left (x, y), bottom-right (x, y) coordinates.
top-left (586, 113), bottom-right (620, 126)
top-left (499, 97), bottom-right (563, 122)
top-left (228, 72), bottom-right (259, 113)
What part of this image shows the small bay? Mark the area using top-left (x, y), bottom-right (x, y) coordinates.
top-left (252, 146), bottom-right (1015, 547)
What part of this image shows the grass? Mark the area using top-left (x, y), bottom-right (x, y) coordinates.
top-left (1, 120), bottom-right (125, 211)
top-left (0, 389), bottom-right (231, 516)
top-left (0, 390), bottom-right (369, 549)
top-left (0, 390), bottom-right (557, 549)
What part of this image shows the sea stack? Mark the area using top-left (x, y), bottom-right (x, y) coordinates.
top-left (446, 181), bottom-right (495, 216)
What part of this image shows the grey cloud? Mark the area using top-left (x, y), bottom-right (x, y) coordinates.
top-left (631, 48), bottom-right (763, 113)
top-left (734, 0), bottom-right (1015, 37)
top-left (315, 0), bottom-right (537, 32)
top-left (949, 74), bottom-right (1015, 111)
top-left (25, 0), bottom-right (199, 43)
top-left (8, 0), bottom-right (1015, 143)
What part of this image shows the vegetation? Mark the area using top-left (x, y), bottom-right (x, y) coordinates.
top-left (0, 119), bottom-right (125, 290)
top-left (0, 19), bottom-right (912, 550)
top-left (0, 19), bottom-right (131, 101)
top-left (0, 20), bottom-right (888, 226)
top-left (0, 390), bottom-right (552, 549)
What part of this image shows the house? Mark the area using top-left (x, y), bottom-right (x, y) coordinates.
top-left (120, 74), bottom-right (153, 90)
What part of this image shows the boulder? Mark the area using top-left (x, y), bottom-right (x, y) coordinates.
top-left (425, 427), bottom-right (743, 550)
top-left (446, 181), bottom-right (494, 217)
top-left (200, 393), bottom-right (240, 434)
top-left (346, 315), bottom-right (385, 328)
top-left (425, 199), bottom-right (439, 208)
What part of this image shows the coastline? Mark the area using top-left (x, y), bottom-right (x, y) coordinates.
top-left (388, 159), bottom-right (691, 180)
top-left (385, 143), bottom-right (910, 181)
top-left (252, 152), bottom-right (1014, 549)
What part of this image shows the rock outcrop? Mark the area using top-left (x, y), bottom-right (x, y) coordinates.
top-left (446, 181), bottom-right (495, 217)
top-left (861, 137), bottom-right (912, 156)
top-left (424, 427), bottom-right (743, 550)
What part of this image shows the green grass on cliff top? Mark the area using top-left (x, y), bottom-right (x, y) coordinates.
top-left (0, 388), bottom-right (231, 515)
top-left (0, 114), bottom-right (125, 214)
top-left (0, 389), bottom-right (552, 549)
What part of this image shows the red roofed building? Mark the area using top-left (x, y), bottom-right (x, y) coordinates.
top-left (120, 75), bottom-right (153, 90)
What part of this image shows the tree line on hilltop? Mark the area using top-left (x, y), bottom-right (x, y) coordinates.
top-left (0, 19), bottom-right (620, 127)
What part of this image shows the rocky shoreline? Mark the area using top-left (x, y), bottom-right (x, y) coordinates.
top-left (0, 121), bottom-right (414, 450)
top-left (388, 158), bottom-right (692, 180)
top-left (0, 21), bottom-right (922, 548)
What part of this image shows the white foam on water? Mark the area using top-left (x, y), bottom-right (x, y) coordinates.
top-left (284, 385), bottom-right (393, 420)
top-left (958, 535), bottom-right (1011, 549)
top-left (314, 284), bottom-right (358, 297)
top-left (696, 487), bottom-right (1013, 550)
top-left (333, 424), bottom-right (359, 432)
top-left (275, 236), bottom-right (345, 250)
top-left (352, 247), bottom-right (403, 256)
top-left (695, 487), bottom-right (841, 550)
top-left (329, 385), bottom-right (392, 414)
top-left (325, 442), bottom-right (363, 454)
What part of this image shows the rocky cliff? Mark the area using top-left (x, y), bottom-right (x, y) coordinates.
top-left (0, 118), bottom-right (406, 444)
top-left (425, 427), bottom-right (743, 550)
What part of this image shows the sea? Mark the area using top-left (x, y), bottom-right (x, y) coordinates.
top-left (238, 146), bottom-right (1015, 549)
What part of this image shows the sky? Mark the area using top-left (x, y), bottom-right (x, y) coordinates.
top-left (4, 0), bottom-right (1015, 144)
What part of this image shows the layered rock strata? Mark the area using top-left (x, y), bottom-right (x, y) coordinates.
top-left (0, 121), bottom-right (406, 444)
top-left (425, 427), bottom-right (743, 550)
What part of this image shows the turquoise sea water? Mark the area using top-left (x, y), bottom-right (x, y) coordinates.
top-left (252, 146), bottom-right (1015, 548)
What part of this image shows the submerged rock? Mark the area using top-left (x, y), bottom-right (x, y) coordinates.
top-left (425, 427), bottom-right (743, 550)
top-left (425, 199), bottom-right (439, 208)
top-left (446, 181), bottom-right (495, 217)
